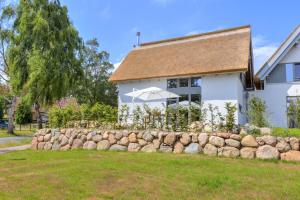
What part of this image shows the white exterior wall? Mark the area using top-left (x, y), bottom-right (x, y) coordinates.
top-left (280, 44), bottom-right (300, 63)
top-left (117, 73), bottom-right (246, 125)
top-left (118, 78), bottom-right (167, 122)
top-left (251, 82), bottom-right (300, 128)
top-left (201, 73), bottom-right (246, 125)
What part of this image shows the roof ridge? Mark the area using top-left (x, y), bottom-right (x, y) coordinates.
top-left (140, 25), bottom-right (251, 47)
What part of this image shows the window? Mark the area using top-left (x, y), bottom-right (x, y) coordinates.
top-left (294, 64), bottom-right (300, 81)
top-left (191, 94), bottom-right (201, 104)
top-left (179, 78), bottom-right (188, 87)
top-left (191, 77), bottom-right (201, 87)
top-left (167, 79), bottom-right (177, 88)
top-left (167, 98), bottom-right (177, 106)
top-left (179, 94), bottom-right (189, 102)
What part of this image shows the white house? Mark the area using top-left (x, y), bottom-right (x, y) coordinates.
top-left (253, 24), bottom-right (300, 128)
top-left (109, 25), bottom-right (254, 125)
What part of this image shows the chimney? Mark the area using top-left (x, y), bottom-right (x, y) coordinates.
top-left (136, 32), bottom-right (141, 46)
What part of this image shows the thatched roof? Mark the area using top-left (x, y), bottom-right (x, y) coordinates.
top-left (110, 25), bottom-right (252, 82)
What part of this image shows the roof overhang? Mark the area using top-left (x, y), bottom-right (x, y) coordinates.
top-left (256, 25), bottom-right (300, 80)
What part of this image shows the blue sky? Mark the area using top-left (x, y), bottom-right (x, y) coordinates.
top-left (60, 0), bottom-right (300, 72)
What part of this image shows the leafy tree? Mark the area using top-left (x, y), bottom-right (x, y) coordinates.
top-left (73, 38), bottom-right (117, 106)
top-left (0, 0), bottom-right (15, 134)
top-left (8, 0), bottom-right (83, 129)
top-left (247, 96), bottom-right (268, 127)
top-left (15, 99), bottom-right (32, 124)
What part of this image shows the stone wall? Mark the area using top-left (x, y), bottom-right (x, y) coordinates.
top-left (32, 129), bottom-right (300, 162)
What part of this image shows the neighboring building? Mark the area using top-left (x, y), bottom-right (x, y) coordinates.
top-left (110, 25), bottom-right (254, 125)
top-left (253, 25), bottom-right (300, 128)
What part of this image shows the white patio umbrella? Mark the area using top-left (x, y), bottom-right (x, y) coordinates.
top-left (125, 87), bottom-right (179, 101)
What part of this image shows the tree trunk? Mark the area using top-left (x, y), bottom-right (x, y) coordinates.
top-left (7, 96), bottom-right (16, 135)
top-left (34, 103), bottom-right (43, 129)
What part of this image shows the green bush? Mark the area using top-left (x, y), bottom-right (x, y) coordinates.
top-left (225, 102), bottom-right (237, 132)
top-left (247, 96), bottom-right (268, 127)
top-left (272, 127), bottom-right (300, 137)
top-left (15, 100), bottom-right (32, 124)
top-left (49, 102), bottom-right (117, 128)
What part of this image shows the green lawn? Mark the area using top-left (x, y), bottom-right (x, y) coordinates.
top-left (272, 127), bottom-right (300, 137)
top-left (0, 129), bottom-right (35, 138)
top-left (0, 138), bottom-right (31, 148)
top-left (0, 151), bottom-right (300, 199)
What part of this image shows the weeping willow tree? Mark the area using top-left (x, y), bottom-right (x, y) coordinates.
top-left (8, 0), bottom-right (83, 129)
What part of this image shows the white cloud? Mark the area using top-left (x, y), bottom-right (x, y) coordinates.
top-left (253, 35), bottom-right (278, 73)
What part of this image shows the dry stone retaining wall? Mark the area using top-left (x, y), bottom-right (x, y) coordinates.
top-left (32, 129), bottom-right (300, 162)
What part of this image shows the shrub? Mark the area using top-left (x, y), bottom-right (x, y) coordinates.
top-left (287, 99), bottom-right (300, 128)
top-left (15, 100), bottom-right (32, 124)
top-left (49, 102), bottom-right (117, 128)
top-left (224, 102), bottom-right (237, 132)
top-left (208, 104), bottom-right (219, 132)
top-left (247, 96), bottom-right (268, 127)
top-left (119, 104), bottom-right (129, 125)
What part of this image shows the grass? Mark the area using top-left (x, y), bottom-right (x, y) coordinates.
top-left (0, 129), bottom-right (35, 138)
top-left (272, 127), bottom-right (300, 137)
top-left (1, 151), bottom-right (300, 199)
top-left (0, 138), bottom-right (31, 148)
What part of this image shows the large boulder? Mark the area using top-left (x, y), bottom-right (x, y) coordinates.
top-left (218, 146), bottom-right (240, 157)
top-left (119, 137), bottom-right (129, 146)
top-left (44, 142), bottom-right (52, 150)
top-left (153, 139), bottom-right (161, 149)
top-left (37, 142), bottom-right (45, 150)
top-left (60, 144), bottom-right (71, 151)
top-left (280, 150), bottom-right (300, 162)
top-left (87, 131), bottom-right (97, 140)
top-left (97, 140), bottom-right (110, 150)
top-left (92, 135), bottom-right (102, 142)
top-left (37, 136), bottom-right (44, 142)
top-left (230, 134), bottom-right (242, 141)
top-left (108, 134), bottom-right (117, 145)
top-left (261, 135), bottom-right (277, 146)
top-left (191, 133), bottom-right (198, 143)
top-left (256, 145), bottom-right (279, 160)
top-left (31, 137), bottom-right (38, 150)
top-left (128, 133), bottom-right (137, 143)
top-left (184, 143), bottom-right (201, 154)
top-left (241, 135), bottom-right (258, 147)
top-left (115, 131), bottom-right (123, 140)
top-left (141, 144), bottom-right (156, 153)
top-left (60, 135), bottom-right (69, 146)
top-left (173, 142), bottom-right (184, 154)
top-left (142, 132), bottom-right (154, 142)
top-left (71, 139), bottom-right (83, 149)
top-left (276, 141), bottom-right (291, 153)
top-left (110, 144), bottom-right (127, 151)
top-left (83, 141), bottom-right (97, 150)
top-left (44, 134), bottom-right (51, 142)
top-left (198, 133), bottom-right (208, 147)
top-left (217, 132), bottom-right (230, 139)
top-left (159, 144), bottom-right (173, 153)
top-left (128, 143), bottom-right (140, 152)
top-left (164, 133), bottom-right (176, 146)
top-left (289, 137), bottom-right (300, 151)
top-left (138, 139), bottom-right (147, 147)
top-left (203, 144), bottom-right (218, 156)
top-left (209, 136), bottom-right (225, 147)
top-left (180, 133), bottom-right (191, 145)
top-left (225, 139), bottom-right (240, 148)
top-left (240, 147), bottom-right (256, 159)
